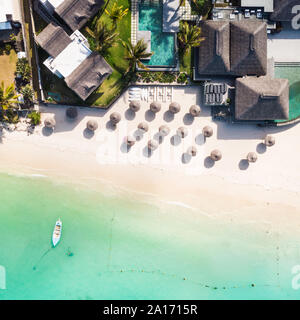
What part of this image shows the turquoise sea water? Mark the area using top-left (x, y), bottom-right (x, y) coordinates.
top-left (139, 4), bottom-right (175, 66)
top-left (0, 172), bottom-right (300, 299)
top-left (275, 66), bottom-right (300, 122)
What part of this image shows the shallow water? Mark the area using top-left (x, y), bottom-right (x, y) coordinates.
top-left (0, 172), bottom-right (299, 299)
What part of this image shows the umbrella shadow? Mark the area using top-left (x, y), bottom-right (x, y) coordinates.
top-left (83, 128), bottom-right (94, 139)
top-left (145, 110), bottom-right (156, 122)
top-left (163, 110), bottom-right (174, 122)
top-left (256, 142), bottom-right (267, 154)
top-left (106, 120), bottom-right (117, 131)
top-left (183, 113), bottom-right (194, 126)
top-left (195, 133), bottom-right (205, 146)
top-left (125, 108), bottom-right (136, 121)
top-left (154, 132), bottom-right (164, 144)
top-left (204, 156), bottom-right (215, 168)
top-left (143, 146), bottom-right (153, 158)
top-left (133, 129), bottom-right (144, 141)
top-left (238, 159), bottom-right (249, 170)
top-left (120, 142), bottom-right (130, 153)
top-left (170, 134), bottom-right (182, 146)
top-left (42, 126), bottom-right (54, 136)
top-left (182, 153), bottom-right (192, 164)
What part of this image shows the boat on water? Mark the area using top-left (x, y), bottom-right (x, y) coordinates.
top-left (52, 219), bottom-right (62, 247)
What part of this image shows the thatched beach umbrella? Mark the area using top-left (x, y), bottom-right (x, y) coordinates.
top-left (150, 102), bottom-right (161, 113)
top-left (247, 152), bottom-right (257, 163)
top-left (124, 135), bottom-right (135, 147)
top-left (189, 105), bottom-right (201, 117)
top-left (202, 125), bottom-right (213, 138)
top-left (210, 149), bottom-right (222, 161)
top-left (129, 101), bottom-right (141, 112)
top-left (44, 117), bottom-right (56, 128)
top-left (169, 102), bottom-right (181, 114)
top-left (264, 135), bottom-right (275, 147)
top-left (187, 146), bottom-right (197, 157)
top-left (86, 119), bottom-right (98, 131)
top-left (159, 125), bottom-right (170, 137)
top-left (110, 112), bottom-right (121, 124)
top-left (66, 107), bottom-right (78, 119)
top-left (177, 126), bottom-right (188, 138)
top-left (148, 139), bottom-right (158, 151)
top-left (138, 122), bottom-right (149, 133)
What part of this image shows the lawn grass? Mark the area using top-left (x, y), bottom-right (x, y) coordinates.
top-left (0, 49), bottom-right (18, 87)
top-left (179, 49), bottom-right (192, 77)
top-left (35, 0), bottom-right (131, 107)
top-left (86, 0), bottom-right (131, 106)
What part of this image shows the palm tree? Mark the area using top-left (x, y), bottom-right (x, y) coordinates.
top-left (0, 81), bottom-right (19, 112)
top-left (105, 2), bottom-right (129, 28)
top-left (122, 39), bottom-right (153, 73)
top-left (177, 22), bottom-right (205, 55)
top-left (85, 20), bottom-right (119, 54)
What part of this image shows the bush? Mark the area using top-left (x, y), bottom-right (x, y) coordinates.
top-left (28, 111), bottom-right (41, 126)
top-left (20, 85), bottom-right (34, 107)
top-left (5, 44), bottom-right (11, 54)
top-left (177, 73), bottom-right (188, 84)
top-left (16, 58), bottom-right (32, 84)
top-left (2, 109), bottom-right (19, 124)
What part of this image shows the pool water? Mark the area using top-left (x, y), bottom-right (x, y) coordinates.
top-left (275, 66), bottom-right (300, 122)
top-left (138, 4), bottom-right (176, 67)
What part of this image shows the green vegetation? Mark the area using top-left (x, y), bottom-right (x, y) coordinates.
top-left (28, 111), bottom-right (41, 125)
top-left (122, 39), bottom-right (153, 72)
top-left (0, 81), bottom-right (19, 123)
top-left (85, 20), bottom-right (119, 55)
top-left (136, 72), bottom-right (188, 85)
top-left (105, 2), bottom-right (129, 28)
top-left (16, 58), bottom-right (32, 85)
top-left (20, 84), bottom-right (34, 108)
top-left (178, 21), bottom-right (204, 55)
top-left (191, 0), bottom-right (212, 17)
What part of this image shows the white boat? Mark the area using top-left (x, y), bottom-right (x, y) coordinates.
top-left (52, 219), bottom-right (62, 247)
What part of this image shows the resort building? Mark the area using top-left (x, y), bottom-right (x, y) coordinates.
top-left (36, 22), bottom-right (112, 100)
top-left (39, 0), bottom-right (105, 31)
top-left (0, 0), bottom-right (21, 42)
top-left (240, 0), bottom-right (274, 13)
top-left (235, 77), bottom-right (289, 121)
top-left (195, 20), bottom-right (267, 78)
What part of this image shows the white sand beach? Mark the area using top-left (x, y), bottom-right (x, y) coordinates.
top-left (1, 86), bottom-right (300, 234)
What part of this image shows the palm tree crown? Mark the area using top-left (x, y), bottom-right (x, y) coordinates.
top-left (0, 81), bottom-right (19, 111)
top-left (177, 22), bottom-right (205, 54)
top-left (122, 39), bottom-right (153, 72)
top-left (105, 2), bottom-right (129, 27)
top-left (85, 20), bottom-right (119, 54)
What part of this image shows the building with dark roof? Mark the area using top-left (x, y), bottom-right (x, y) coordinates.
top-left (235, 76), bottom-right (289, 121)
top-left (195, 20), bottom-right (267, 78)
top-left (197, 21), bottom-right (230, 75)
top-left (65, 52), bottom-right (113, 101)
top-left (36, 22), bottom-right (72, 58)
top-left (55, 0), bottom-right (104, 31)
top-left (35, 24), bottom-right (112, 100)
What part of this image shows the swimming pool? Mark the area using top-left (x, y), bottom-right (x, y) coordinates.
top-left (275, 66), bottom-right (300, 123)
top-left (138, 4), bottom-right (176, 67)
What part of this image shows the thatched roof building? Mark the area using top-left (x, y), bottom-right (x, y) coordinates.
top-left (195, 20), bottom-right (267, 77)
top-left (230, 21), bottom-right (267, 76)
top-left (55, 0), bottom-right (105, 31)
top-left (36, 22), bottom-right (71, 58)
top-left (235, 77), bottom-right (289, 121)
top-left (197, 21), bottom-right (230, 75)
top-left (65, 52), bottom-right (112, 101)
